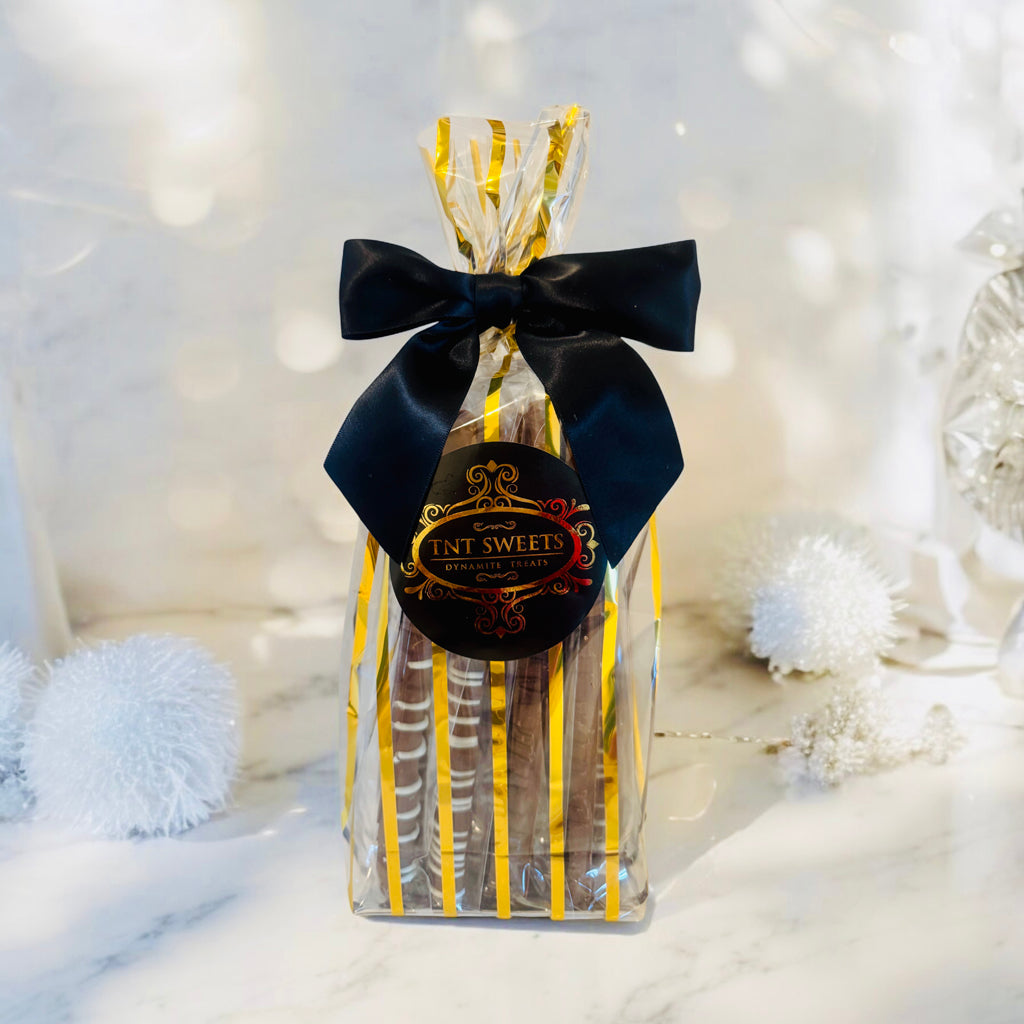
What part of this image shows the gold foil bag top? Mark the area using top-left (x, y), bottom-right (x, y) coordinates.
top-left (418, 105), bottom-right (589, 276)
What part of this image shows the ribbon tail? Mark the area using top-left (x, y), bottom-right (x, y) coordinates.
top-left (517, 329), bottom-right (683, 566)
top-left (324, 323), bottom-right (480, 561)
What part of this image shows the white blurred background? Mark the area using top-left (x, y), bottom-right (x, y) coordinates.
top-left (1, 0), bottom-right (1020, 625)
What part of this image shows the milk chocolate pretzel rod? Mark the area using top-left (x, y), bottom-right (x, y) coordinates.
top-left (427, 409), bottom-right (487, 909)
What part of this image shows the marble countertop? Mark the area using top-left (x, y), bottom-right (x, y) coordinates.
top-left (1, 602), bottom-right (1021, 1024)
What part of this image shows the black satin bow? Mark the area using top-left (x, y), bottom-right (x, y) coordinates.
top-left (324, 238), bottom-right (700, 566)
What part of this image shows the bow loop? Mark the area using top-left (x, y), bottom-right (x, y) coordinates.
top-left (326, 238), bottom-right (700, 565)
top-left (338, 239), bottom-right (474, 339)
top-left (528, 241), bottom-right (699, 350)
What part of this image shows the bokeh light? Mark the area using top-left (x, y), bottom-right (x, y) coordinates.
top-left (739, 33), bottom-right (788, 88)
top-left (687, 319), bottom-right (738, 380)
top-left (786, 227), bottom-right (838, 305)
top-left (274, 311), bottom-right (343, 374)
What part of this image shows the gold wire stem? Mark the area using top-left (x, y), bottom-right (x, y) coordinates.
top-left (654, 730), bottom-right (792, 754)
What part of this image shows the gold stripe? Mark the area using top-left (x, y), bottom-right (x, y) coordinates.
top-left (432, 644), bottom-right (457, 916)
top-left (514, 104), bottom-right (580, 273)
top-left (343, 535), bottom-right (380, 831)
top-left (544, 396), bottom-right (560, 456)
top-left (650, 514), bottom-right (663, 622)
top-left (483, 345), bottom-right (513, 443)
top-left (432, 117), bottom-right (475, 266)
top-left (469, 138), bottom-right (487, 215)
top-left (640, 515), bottom-right (663, 792)
top-left (485, 119), bottom-right (506, 210)
top-left (548, 643), bottom-right (565, 920)
top-left (374, 564), bottom-right (404, 915)
top-left (345, 534), bottom-right (380, 908)
top-left (533, 123), bottom-right (563, 258)
top-left (490, 660), bottom-right (511, 918)
top-left (479, 115), bottom-right (514, 445)
top-left (601, 572), bottom-right (620, 921)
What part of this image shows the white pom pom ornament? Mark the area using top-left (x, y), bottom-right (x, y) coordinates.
top-left (24, 635), bottom-right (239, 838)
top-left (714, 512), bottom-right (899, 680)
top-left (0, 643), bottom-right (37, 819)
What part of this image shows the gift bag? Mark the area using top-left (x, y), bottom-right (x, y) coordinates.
top-left (327, 105), bottom-right (699, 919)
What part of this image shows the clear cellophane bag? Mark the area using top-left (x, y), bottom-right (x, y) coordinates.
top-left (341, 106), bottom-right (661, 920)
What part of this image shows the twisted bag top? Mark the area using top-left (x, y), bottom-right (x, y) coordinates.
top-left (325, 237), bottom-right (700, 566)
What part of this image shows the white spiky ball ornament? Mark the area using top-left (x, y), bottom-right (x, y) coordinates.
top-left (0, 643), bottom-right (37, 819)
top-left (24, 635), bottom-right (239, 838)
top-left (714, 511), bottom-right (899, 680)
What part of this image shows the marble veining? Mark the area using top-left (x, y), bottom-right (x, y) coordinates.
top-left (1, 601), bottom-right (1021, 1024)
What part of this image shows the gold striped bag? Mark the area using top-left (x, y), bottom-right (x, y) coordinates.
top-left (338, 108), bottom-right (669, 921)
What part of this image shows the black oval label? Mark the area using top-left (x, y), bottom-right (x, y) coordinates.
top-left (391, 442), bottom-right (606, 660)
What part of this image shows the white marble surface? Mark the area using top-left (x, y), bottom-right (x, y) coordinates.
top-left (2, 601), bottom-right (1021, 1024)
